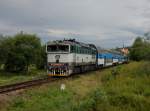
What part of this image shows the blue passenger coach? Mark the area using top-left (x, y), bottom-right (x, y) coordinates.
top-left (97, 53), bottom-right (113, 67)
top-left (97, 52), bottom-right (127, 67)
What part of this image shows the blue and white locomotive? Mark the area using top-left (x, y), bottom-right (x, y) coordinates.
top-left (46, 39), bottom-right (128, 76)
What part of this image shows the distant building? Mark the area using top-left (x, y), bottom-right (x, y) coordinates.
top-left (121, 48), bottom-right (129, 55)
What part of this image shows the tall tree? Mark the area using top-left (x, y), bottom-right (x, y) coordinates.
top-left (0, 36), bottom-right (13, 66)
top-left (13, 33), bottom-right (41, 71)
top-left (130, 34), bottom-right (150, 61)
top-left (0, 33), bottom-right (42, 72)
top-left (35, 45), bottom-right (47, 69)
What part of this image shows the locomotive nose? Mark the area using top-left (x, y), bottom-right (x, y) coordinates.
top-left (48, 63), bottom-right (69, 76)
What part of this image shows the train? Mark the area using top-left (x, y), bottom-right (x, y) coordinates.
top-left (46, 39), bottom-right (129, 76)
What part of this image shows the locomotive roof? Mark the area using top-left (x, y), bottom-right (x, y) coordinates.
top-left (47, 39), bottom-right (97, 50)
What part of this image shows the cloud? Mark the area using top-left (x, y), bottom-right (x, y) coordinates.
top-left (0, 0), bottom-right (150, 48)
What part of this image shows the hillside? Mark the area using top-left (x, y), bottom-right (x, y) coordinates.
top-left (0, 61), bottom-right (150, 111)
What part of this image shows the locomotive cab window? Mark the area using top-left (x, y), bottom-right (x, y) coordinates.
top-left (47, 45), bottom-right (57, 52)
top-left (59, 45), bottom-right (69, 52)
top-left (47, 45), bottom-right (69, 52)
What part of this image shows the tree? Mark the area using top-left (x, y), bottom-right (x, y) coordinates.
top-left (144, 32), bottom-right (150, 40)
top-left (0, 32), bottom-right (42, 73)
top-left (13, 33), bottom-right (41, 71)
top-left (0, 36), bottom-right (14, 66)
top-left (0, 35), bottom-right (4, 67)
top-left (130, 34), bottom-right (150, 61)
top-left (4, 53), bottom-right (26, 72)
top-left (35, 45), bottom-right (47, 69)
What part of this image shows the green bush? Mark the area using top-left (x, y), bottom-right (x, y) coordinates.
top-left (111, 66), bottom-right (121, 77)
top-left (130, 34), bottom-right (150, 61)
top-left (101, 66), bottom-right (121, 83)
top-left (109, 93), bottom-right (150, 111)
top-left (73, 88), bottom-right (108, 111)
top-left (4, 53), bottom-right (26, 72)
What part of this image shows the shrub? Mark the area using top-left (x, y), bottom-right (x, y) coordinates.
top-left (111, 66), bottom-right (121, 78)
top-left (109, 93), bottom-right (150, 111)
top-left (73, 88), bottom-right (108, 111)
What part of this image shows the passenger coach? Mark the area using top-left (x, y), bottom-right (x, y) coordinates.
top-left (97, 51), bottom-right (128, 67)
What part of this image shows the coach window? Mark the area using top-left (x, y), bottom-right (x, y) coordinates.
top-left (88, 49), bottom-right (91, 54)
top-left (82, 48), bottom-right (84, 54)
top-left (79, 47), bottom-right (81, 54)
top-left (71, 45), bottom-right (76, 53)
top-left (70, 45), bottom-right (73, 53)
top-left (80, 48), bottom-right (82, 54)
top-left (73, 45), bottom-right (75, 53)
top-left (71, 45), bottom-right (74, 53)
top-left (84, 48), bottom-right (85, 54)
top-left (77, 46), bottom-right (80, 54)
top-left (80, 47), bottom-right (83, 54)
top-left (77, 47), bottom-right (79, 53)
top-left (73, 46), bottom-right (76, 53)
top-left (76, 46), bottom-right (78, 53)
top-left (83, 48), bottom-right (85, 54)
top-left (90, 49), bottom-right (92, 54)
top-left (80, 47), bottom-right (82, 54)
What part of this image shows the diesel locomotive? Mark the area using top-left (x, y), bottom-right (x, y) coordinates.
top-left (46, 39), bottom-right (98, 76)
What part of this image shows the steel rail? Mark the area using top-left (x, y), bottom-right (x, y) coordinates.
top-left (0, 77), bottom-right (57, 94)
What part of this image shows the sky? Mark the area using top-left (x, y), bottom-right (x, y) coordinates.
top-left (0, 0), bottom-right (150, 48)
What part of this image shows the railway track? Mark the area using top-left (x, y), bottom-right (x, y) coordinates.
top-left (0, 77), bottom-right (58, 94)
top-left (0, 64), bottom-right (126, 94)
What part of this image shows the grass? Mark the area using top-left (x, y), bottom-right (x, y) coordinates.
top-left (0, 66), bottom-right (47, 86)
top-left (0, 61), bottom-right (150, 111)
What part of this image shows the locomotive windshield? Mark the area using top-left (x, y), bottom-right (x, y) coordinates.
top-left (47, 45), bottom-right (69, 52)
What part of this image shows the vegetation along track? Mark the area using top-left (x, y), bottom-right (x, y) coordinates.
top-left (0, 64), bottom-right (125, 94)
top-left (0, 77), bottom-right (59, 94)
